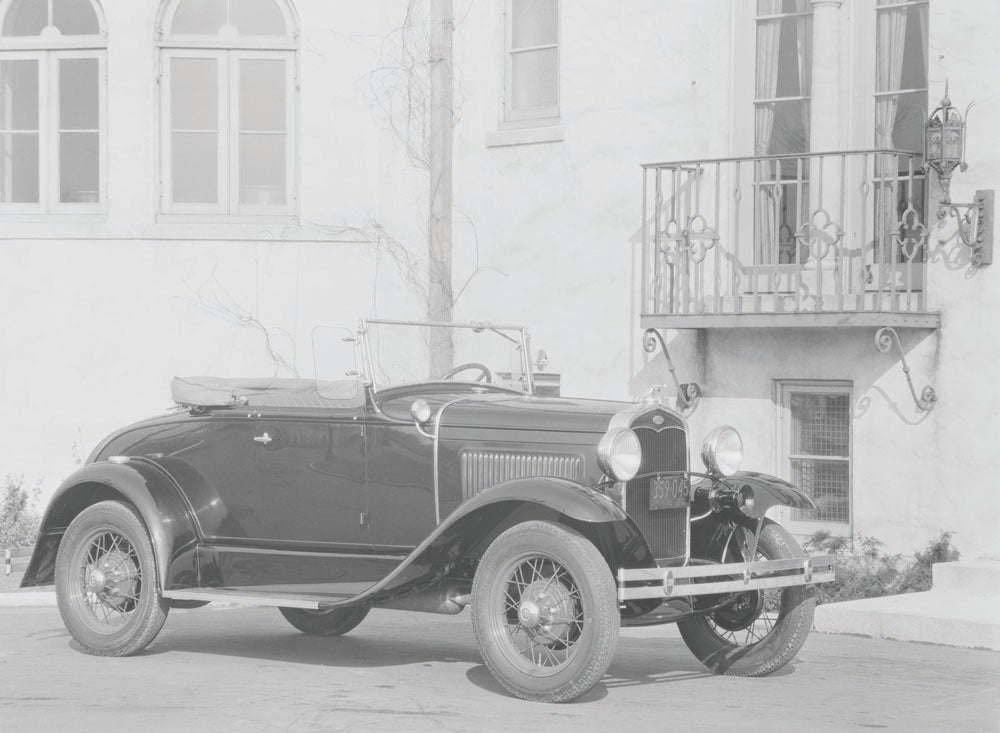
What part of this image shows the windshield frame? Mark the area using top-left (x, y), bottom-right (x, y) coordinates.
top-left (358, 318), bottom-right (535, 395)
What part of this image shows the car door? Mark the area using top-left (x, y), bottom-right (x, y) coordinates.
top-left (186, 407), bottom-right (392, 596)
top-left (249, 412), bottom-right (369, 546)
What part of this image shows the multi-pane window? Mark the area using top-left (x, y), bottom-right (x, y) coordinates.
top-left (157, 0), bottom-right (298, 216)
top-left (780, 382), bottom-right (852, 527)
top-left (874, 0), bottom-right (929, 264)
top-left (753, 0), bottom-right (812, 264)
top-left (504, 0), bottom-right (559, 125)
top-left (0, 0), bottom-right (105, 212)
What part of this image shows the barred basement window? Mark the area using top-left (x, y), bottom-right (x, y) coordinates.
top-left (779, 381), bottom-right (852, 528)
top-left (0, 0), bottom-right (107, 212)
top-left (156, 0), bottom-right (299, 216)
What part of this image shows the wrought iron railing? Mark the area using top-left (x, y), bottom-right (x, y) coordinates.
top-left (640, 149), bottom-right (932, 321)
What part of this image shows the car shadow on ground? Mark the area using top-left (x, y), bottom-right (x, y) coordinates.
top-left (462, 635), bottom-right (746, 702)
top-left (137, 612), bottom-right (761, 695)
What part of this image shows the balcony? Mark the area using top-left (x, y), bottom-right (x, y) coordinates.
top-left (640, 149), bottom-right (941, 330)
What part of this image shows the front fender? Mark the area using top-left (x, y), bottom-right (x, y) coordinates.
top-left (20, 459), bottom-right (199, 590)
top-left (692, 470), bottom-right (817, 519)
top-left (336, 477), bottom-right (652, 608)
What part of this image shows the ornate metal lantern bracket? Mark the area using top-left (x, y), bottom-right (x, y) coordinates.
top-left (937, 190), bottom-right (994, 267)
top-left (875, 327), bottom-right (937, 412)
top-left (925, 88), bottom-right (994, 266)
top-left (643, 328), bottom-right (702, 412)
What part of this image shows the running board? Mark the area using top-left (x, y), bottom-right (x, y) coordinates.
top-left (162, 588), bottom-right (352, 610)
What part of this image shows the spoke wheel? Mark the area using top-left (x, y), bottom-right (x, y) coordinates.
top-left (56, 501), bottom-right (169, 656)
top-left (678, 518), bottom-right (815, 676)
top-left (472, 521), bottom-right (618, 703)
top-left (278, 606), bottom-right (370, 636)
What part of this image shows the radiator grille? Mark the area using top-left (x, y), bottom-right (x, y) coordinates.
top-left (627, 426), bottom-right (688, 560)
top-left (460, 450), bottom-right (583, 500)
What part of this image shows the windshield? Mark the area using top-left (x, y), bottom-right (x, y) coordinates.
top-left (362, 320), bottom-right (532, 393)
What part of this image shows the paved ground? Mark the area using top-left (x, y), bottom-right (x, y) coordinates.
top-left (0, 605), bottom-right (997, 733)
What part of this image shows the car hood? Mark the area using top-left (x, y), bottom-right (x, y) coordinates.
top-left (392, 391), bottom-right (627, 434)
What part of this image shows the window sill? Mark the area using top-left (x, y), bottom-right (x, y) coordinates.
top-left (485, 125), bottom-right (565, 148)
top-left (0, 217), bottom-right (369, 244)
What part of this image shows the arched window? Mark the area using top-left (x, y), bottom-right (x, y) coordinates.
top-left (156, 0), bottom-right (298, 216)
top-left (0, 0), bottom-right (106, 211)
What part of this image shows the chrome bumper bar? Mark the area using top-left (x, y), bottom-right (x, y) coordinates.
top-left (616, 554), bottom-right (836, 602)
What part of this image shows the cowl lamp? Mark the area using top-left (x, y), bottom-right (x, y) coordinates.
top-left (925, 87), bottom-right (993, 266)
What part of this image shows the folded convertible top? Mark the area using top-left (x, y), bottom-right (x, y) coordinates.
top-left (170, 376), bottom-right (365, 410)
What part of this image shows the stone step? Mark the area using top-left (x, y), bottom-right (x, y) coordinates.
top-left (931, 560), bottom-right (1000, 596)
top-left (813, 561), bottom-right (1000, 650)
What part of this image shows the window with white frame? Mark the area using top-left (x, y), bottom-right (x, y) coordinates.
top-left (503, 0), bottom-right (558, 126)
top-left (778, 381), bottom-right (852, 530)
top-left (0, 0), bottom-right (106, 212)
top-left (156, 0), bottom-right (298, 216)
top-left (874, 0), bottom-right (928, 264)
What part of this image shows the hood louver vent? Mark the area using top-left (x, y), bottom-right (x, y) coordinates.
top-left (460, 450), bottom-right (583, 500)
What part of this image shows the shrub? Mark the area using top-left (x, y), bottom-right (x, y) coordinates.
top-left (0, 474), bottom-right (41, 548)
top-left (892, 532), bottom-right (960, 595)
top-left (804, 531), bottom-right (901, 605)
top-left (803, 530), bottom-right (961, 604)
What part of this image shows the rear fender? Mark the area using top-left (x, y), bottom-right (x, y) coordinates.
top-left (20, 459), bottom-right (199, 590)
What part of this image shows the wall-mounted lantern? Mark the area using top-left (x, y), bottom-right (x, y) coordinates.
top-left (924, 85), bottom-right (994, 266)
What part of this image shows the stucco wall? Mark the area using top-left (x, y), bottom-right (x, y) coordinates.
top-left (3, 0), bottom-right (998, 559)
top-left (2, 0), bottom-right (427, 493)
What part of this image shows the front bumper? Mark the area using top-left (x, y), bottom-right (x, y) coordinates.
top-left (617, 554), bottom-right (836, 602)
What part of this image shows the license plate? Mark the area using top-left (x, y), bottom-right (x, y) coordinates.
top-left (648, 474), bottom-right (689, 511)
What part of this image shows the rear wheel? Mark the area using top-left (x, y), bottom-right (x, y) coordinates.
top-left (55, 501), bottom-right (169, 656)
top-left (278, 606), bottom-right (370, 636)
top-left (471, 521), bottom-right (619, 703)
top-left (678, 518), bottom-right (815, 676)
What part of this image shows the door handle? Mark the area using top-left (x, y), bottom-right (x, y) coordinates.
top-left (253, 432), bottom-right (273, 445)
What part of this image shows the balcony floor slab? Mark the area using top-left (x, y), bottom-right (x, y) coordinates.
top-left (640, 311), bottom-right (941, 330)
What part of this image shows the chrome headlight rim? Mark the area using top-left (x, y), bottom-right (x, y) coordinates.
top-left (597, 427), bottom-right (642, 482)
top-left (701, 425), bottom-right (744, 477)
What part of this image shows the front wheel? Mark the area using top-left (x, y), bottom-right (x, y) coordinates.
top-left (55, 501), bottom-right (169, 656)
top-left (471, 521), bottom-right (620, 703)
top-left (678, 518), bottom-right (815, 676)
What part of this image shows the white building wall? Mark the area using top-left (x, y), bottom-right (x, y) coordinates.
top-left (2, 0), bottom-right (428, 493)
top-left (3, 0), bottom-right (998, 558)
top-left (446, 0), bottom-right (1000, 557)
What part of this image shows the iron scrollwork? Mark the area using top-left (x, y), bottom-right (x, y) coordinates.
top-left (936, 190), bottom-right (994, 267)
top-left (794, 207), bottom-right (844, 263)
top-left (875, 327), bottom-right (937, 412)
top-left (643, 328), bottom-right (701, 412)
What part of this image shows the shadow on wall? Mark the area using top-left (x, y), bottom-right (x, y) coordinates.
top-left (629, 327), bottom-right (939, 417)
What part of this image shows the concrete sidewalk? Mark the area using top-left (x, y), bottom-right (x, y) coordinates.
top-left (0, 588), bottom-right (56, 607)
top-left (815, 560), bottom-right (1000, 650)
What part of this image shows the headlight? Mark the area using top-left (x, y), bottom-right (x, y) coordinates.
top-left (597, 428), bottom-right (642, 481)
top-left (701, 425), bottom-right (743, 477)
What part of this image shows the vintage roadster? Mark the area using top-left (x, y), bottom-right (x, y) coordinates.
top-left (22, 319), bottom-right (834, 702)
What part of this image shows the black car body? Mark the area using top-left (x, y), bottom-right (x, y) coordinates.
top-left (23, 319), bottom-right (834, 702)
